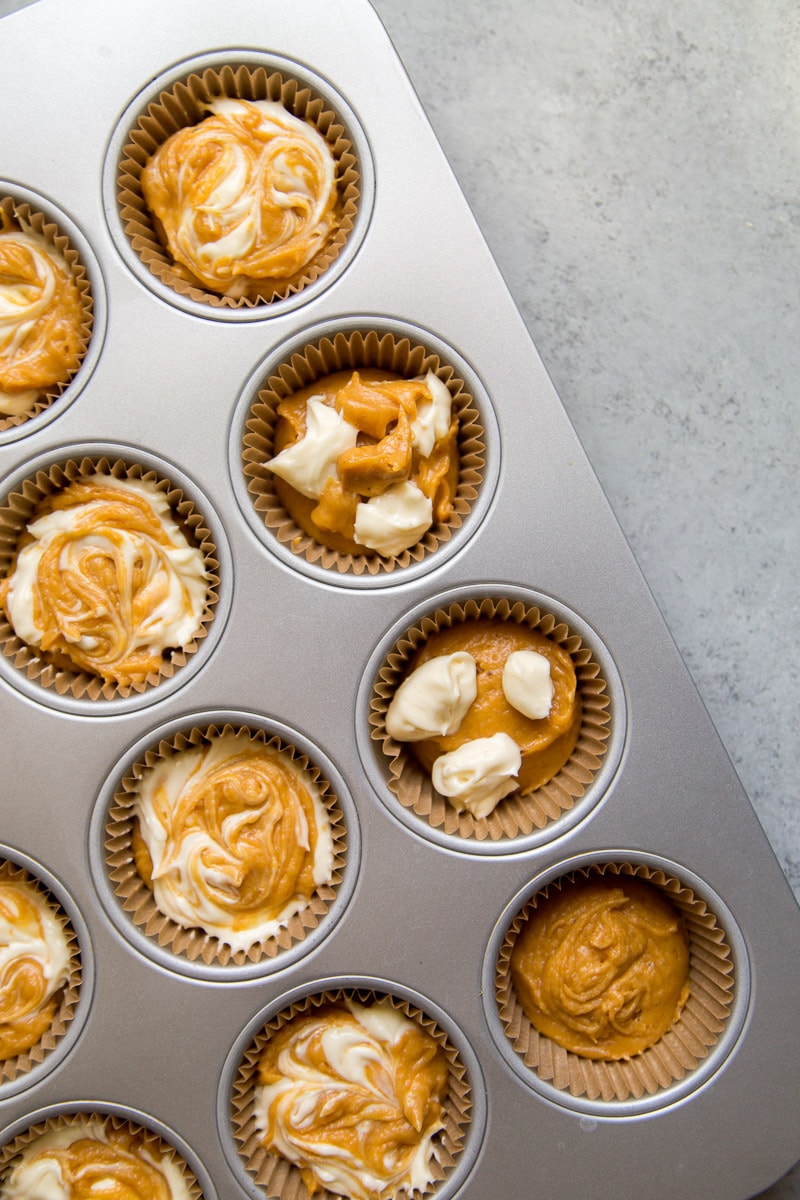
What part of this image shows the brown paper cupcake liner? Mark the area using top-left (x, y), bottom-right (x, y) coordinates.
top-left (0, 1111), bottom-right (203, 1198)
top-left (104, 722), bottom-right (348, 968)
top-left (0, 454), bottom-right (220, 701)
top-left (242, 329), bottom-right (485, 576)
top-left (231, 987), bottom-right (472, 1200)
top-left (118, 63), bottom-right (360, 309)
top-left (0, 197), bottom-right (94, 432)
top-left (495, 861), bottom-right (735, 1104)
top-left (0, 861), bottom-right (82, 1086)
top-left (370, 596), bottom-right (611, 841)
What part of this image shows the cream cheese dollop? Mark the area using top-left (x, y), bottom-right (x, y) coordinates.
top-left (385, 651), bottom-right (477, 742)
top-left (431, 732), bottom-right (522, 819)
top-left (267, 397), bottom-right (359, 498)
top-left (353, 480), bottom-right (433, 555)
top-left (502, 649), bottom-right (554, 720)
top-left (410, 371), bottom-right (452, 458)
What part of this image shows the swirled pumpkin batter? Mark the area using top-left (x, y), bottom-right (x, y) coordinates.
top-left (2, 1118), bottom-right (193, 1200)
top-left (389, 619), bottom-right (581, 815)
top-left (255, 1000), bottom-right (449, 1200)
top-left (268, 368), bottom-right (459, 557)
top-left (0, 215), bottom-right (84, 417)
top-left (141, 98), bottom-right (339, 297)
top-left (131, 732), bottom-right (333, 951)
top-left (510, 875), bottom-right (691, 1061)
top-left (0, 474), bottom-right (208, 686)
top-left (0, 878), bottom-right (70, 1061)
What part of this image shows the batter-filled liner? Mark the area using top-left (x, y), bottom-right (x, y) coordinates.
top-left (0, 454), bottom-right (220, 701)
top-left (231, 986), bottom-right (473, 1200)
top-left (242, 328), bottom-right (485, 576)
top-left (495, 861), bottom-right (735, 1103)
top-left (370, 595), bottom-right (611, 840)
top-left (0, 196), bottom-right (93, 432)
top-left (0, 860), bottom-right (81, 1087)
top-left (104, 721), bottom-right (348, 968)
top-left (0, 1110), bottom-right (203, 1198)
top-left (117, 62), bottom-right (360, 308)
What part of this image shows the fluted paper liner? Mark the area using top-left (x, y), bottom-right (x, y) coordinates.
top-left (0, 861), bottom-right (81, 1086)
top-left (231, 987), bottom-right (473, 1200)
top-left (0, 1111), bottom-right (203, 1198)
top-left (0, 196), bottom-right (94, 431)
top-left (495, 862), bottom-right (735, 1103)
top-left (370, 596), bottom-right (611, 840)
top-left (0, 454), bottom-right (220, 701)
top-left (242, 329), bottom-right (485, 576)
top-left (104, 722), bottom-right (348, 968)
top-left (118, 63), bottom-right (360, 308)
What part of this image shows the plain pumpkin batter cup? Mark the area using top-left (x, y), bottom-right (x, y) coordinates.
top-left (117, 63), bottom-right (360, 309)
top-left (494, 862), bottom-right (736, 1104)
top-left (103, 722), bottom-right (348, 969)
top-left (241, 328), bottom-right (485, 576)
top-left (0, 454), bottom-right (220, 703)
top-left (369, 595), bottom-right (611, 842)
top-left (0, 860), bottom-right (82, 1088)
top-left (231, 987), bottom-right (473, 1200)
top-left (0, 1111), bottom-right (203, 1199)
top-left (0, 196), bottom-right (93, 431)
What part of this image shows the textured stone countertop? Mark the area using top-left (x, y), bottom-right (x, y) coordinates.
top-left (0, 0), bottom-right (797, 1195)
top-left (370, 3), bottom-right (798, 1196)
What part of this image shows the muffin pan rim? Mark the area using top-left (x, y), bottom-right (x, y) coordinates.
top-left (216, 973), bottom-right (487, 1200)
top-left (227, 312), bottom-right (502, 590)
top-left (0, 844), bottom-right (95, 1103)
top-left (87, 708), bottom-right (362, 984)
top-left (355, 581), bottom-right (626, 855)
top-left (480, 848), bottom-right (751, 1118)
top-left (0, 440), bottom-right (234, 717)
top-left (100, 47), bottom-right (376, 323)
top-left (0, 179), bottom-right (108, 448)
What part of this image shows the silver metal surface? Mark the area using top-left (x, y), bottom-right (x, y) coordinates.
top-left (0, 1), bottom-right (798, 1198)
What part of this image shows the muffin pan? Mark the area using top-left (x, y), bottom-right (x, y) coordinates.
top-left (0, 1), bottom-right (798, 1198)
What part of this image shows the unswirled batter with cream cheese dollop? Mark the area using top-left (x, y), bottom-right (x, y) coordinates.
top-left (131, 732), bottom-right (333, 951)
top-left (1, 1117), bottom-right (194, 1200)
top-left (385, 619), bottom-right (581, 817)
top-left (0, 474), bottom-right (208, 686)
top-left (141, 98), bottom-right (339, 297)
top-left (0, 215), bottom-right (84, 417)
top-left (255, 999), bottom-right (449, 1200)
top-left (0, 878), bottom-right (70, 1061)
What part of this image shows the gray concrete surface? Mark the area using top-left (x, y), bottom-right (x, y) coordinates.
top-left (1, 0), bottom-right (797, 1195)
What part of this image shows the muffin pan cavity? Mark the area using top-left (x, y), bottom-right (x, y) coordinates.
top-left (0, 443), bottom-right (231, 715)
top-left (0, 183), bottom-right (105, 444)
top-left (220, 978), bottom-right (484, 1200)
top-left (89, 712), bottom-right (360, 983)
top-left (357, 584), bottom-right (624, 853)
top-left (103, 51), bottom-right (374, 321)
top-left (230, 316), bottom-right (499, 585)
top-left (483, 853), bottom-right (749, 1117)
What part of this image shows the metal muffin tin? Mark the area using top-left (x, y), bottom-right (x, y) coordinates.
top-left (0, 1), bottom-right (798, 1198)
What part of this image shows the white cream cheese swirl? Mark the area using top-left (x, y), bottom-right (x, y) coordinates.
top-left (431, 732), bottom-right (521, 819)
top-left (255, 1000), bottom-right (449, 1200)
top-left (0, 474), bottom-right (208, 685)
top-left (132, 733), bottom-right (333, 951)
top-left (141, 98), bottom-right (338, 296)
top-left (2, 1118), bottom-right (193, 1200)
top-left (385, 651), bottom-right (477, 742)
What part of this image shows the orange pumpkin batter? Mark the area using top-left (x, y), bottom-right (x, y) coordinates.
top-left (510, 875), bottom-right (691, 1060)
top-left (0, 879), bottom-right (69, 1061)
